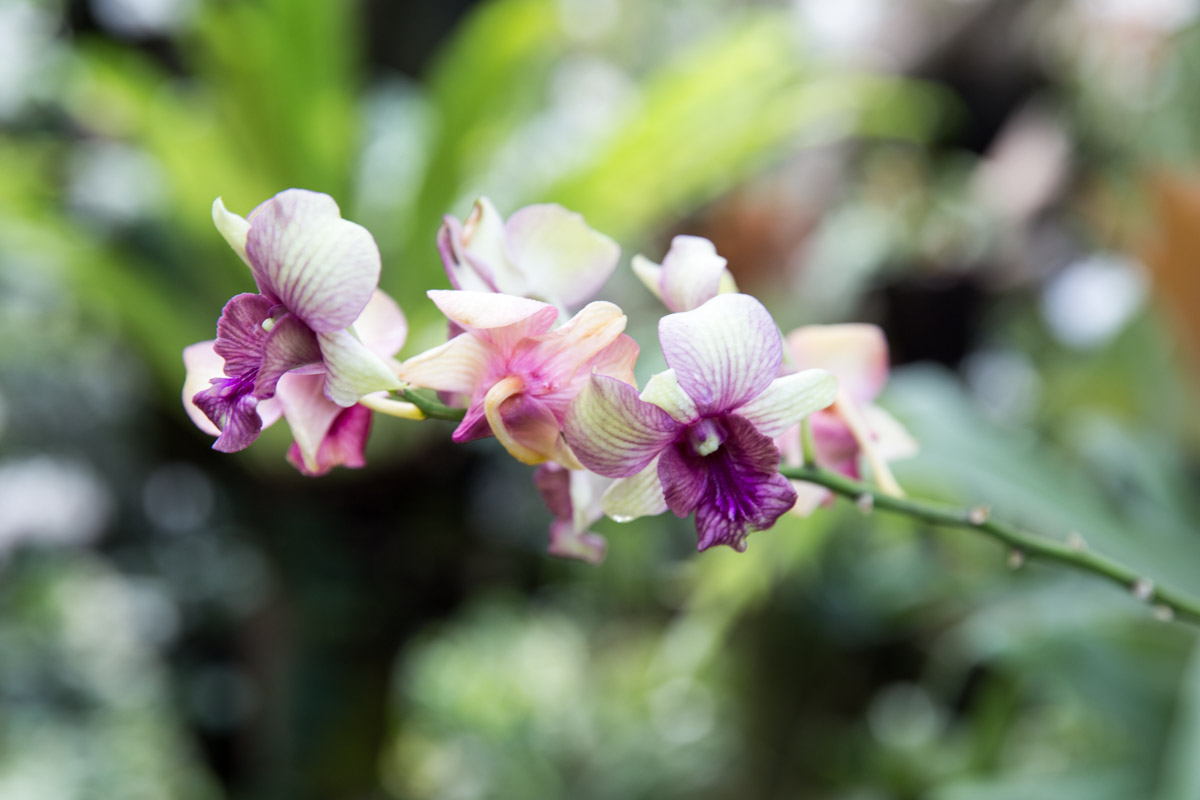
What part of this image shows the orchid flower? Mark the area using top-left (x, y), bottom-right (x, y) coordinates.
top-left (563, 294), bottom-right (838, 552)
top-left (533, 463), bottom-right (610, 564)
top-left (183, 189), bottom-right (411, 474)
top-left (631, 235), bottom-right (738, 312)
top-left (438, 197), bottom-right (620, 313)
top-left (399, 290), bottom-right (638, 466)
top-left (781, 324), bottom-right (917, 514)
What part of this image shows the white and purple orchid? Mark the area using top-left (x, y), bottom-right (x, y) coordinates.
top-left (631, 235), bottom-right (738, 312)
top-left (183, 189), bottom-right (408, 475)
top-left (781, 324), bottom-right (917, 513)
top-left (399, 290), bottom-right (638, 466)
top-left (563, 294), bottom-right (838, 552)
top-left (438, 197), bottom-right (621, 313)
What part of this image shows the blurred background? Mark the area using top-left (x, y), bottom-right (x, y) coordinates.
top-left (4, 0), bottom-right (1200, 797)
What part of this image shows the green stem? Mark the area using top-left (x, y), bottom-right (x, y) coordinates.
top-left (393, 388), bottom-right (467, 422)
top-left (779, 464), bottom-right (1200, 626)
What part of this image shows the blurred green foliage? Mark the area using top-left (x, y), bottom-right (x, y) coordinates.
top-left (3, 1), bottom-right (1200, 799)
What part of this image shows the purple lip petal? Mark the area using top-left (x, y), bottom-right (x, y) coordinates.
top-left (254, 312), bottom-right (322, 398)
top-left (213, 293), bottom-right (272, 377)
top-left (658, 294), bottom-right (782, 415)
top-left (563, 375), bottom-right (681, 478)
top-left (695, 471), bottom-right (796, 552)
top-left (245, 189), bottom-right (381, 333)
top-left (193, 376), bottom-right (263, 452)
top-left (663, 413), bottom-right (795, 551)
top-left (657, 444), bottom-right (709, 517)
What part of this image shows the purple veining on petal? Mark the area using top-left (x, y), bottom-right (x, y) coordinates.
top-left (658, 413), bottom-right (795, 551)
top-left (213, 293), bottom-right (272, 377)
top-left (193, 375), bottom-right (263, 452)
top-left (245, 189), bottom-right (380, 333)
top-left (451, 400), bottom-right (492, 443)
top-left (254, 312), bottom-right (322, 398)
top-left (564, 375), bottom-right (681, 478)
top-left (658, 294), bottom-right (782, 415)
top-left (695, 471), bottom-right (795, 552)
top-left (286, 402), bottom-right (373, 476)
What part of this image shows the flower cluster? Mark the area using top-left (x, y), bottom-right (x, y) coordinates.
top-left (185, 190), bottom-right (914, 561)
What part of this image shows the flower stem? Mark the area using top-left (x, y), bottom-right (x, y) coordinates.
top-left (392, 388), bottom-right (467, 422)
top-left (779, 464), bottom-right (1200, 625)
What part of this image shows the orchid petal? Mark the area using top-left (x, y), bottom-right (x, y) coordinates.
top-left (695, 472), bottom-right (795, 552)
top-left (352, 289), bottom-right (407, 359)
top-left (504, 203), bottom-right (620, 309)
top-left (657, 445), bottom-right (710, 518)
top-left (658, 293), bottom-right (782, 414)
top-left (461, 197), bottom-right (522, 292)
top-left (639, 369), bottom-right (699, 423)
top-left (254, 312), bottom-right (321, 398)
top-left (691, 415), bottom-right (794, 551)
top-left (586, 333), bottom-right (639, 388)
top-left (317, 329), bottom-right (402, 407)
top-left (212, 293), bottom-right (272, 377)
top-left (530, 301), bottom-right (628, 392)
top-left (275, 372), bottom-right (344, 474)
top-left (547, 520), bottom-right (608, 565)
top-left (427, 290), bottom-right (558, 353)
top-left (809, 411), bottom-right (861, 477)
top-left (182, 341), bottom-right (223, 436)
top-left (736, 368), bottom-right (838, 438)
top-left (245, 189), bottom-right (380, 332)
top-left (631, 255), bottom-right (665, 303)
top-left (212, 197), bottom-right (251, 267)
top-left (401, 332), bottom-right (490, 396)
top-left (786, 323), bottom-right (889, 404)
top-left (533, 463), bottom-right (573, 520)
top-left (483, 376), bottom-right (561, 464)
top-left (601, 458), bottom-right (669, 521)
top-left (657, 235), bottom-right (732, 312)
top-left (564, 375), bottom-right (681, 478)
top-left (450, 401), bottom-right (492, 443)
top-left (862, 404), bottom-right (919, 461)
top-left (439, 214), bottom-right (497, 293)
top-left (193, 378), bottom-right (263, 453)
top-left (286, 403), bottom-right (372, 477)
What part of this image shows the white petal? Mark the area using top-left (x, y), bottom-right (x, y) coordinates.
top-left (352, 289), bottom-right (407, 358)
top-left (182, 341), bottom-right (224, 436)
top-left (639, 369), bottom-right (698, 423)
top-left (600, 458), bottom-right (668, 521)
top-left (275, 373), bottom-right (342, 474)
top-left (398, 334), bottom-right (489, 395)
top-left (318, 329), bottom-right (402, 407)
top-left (737, 369), bottom-right (838, 437)
top-left (212, 197), bottom-right (251, 267)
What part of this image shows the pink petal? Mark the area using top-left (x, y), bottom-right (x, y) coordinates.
top-left (563, 375), bottom-right (681, 478)
top-left (786, 324), bottom-right (889, 404)
top-left (182, 341), bottom-right (224, 436)
top-left (274, 372), bottom-right (344, 473)
top-left (658, 293), bottom-right (782, 414)
top-left (352, 289), bottom-right (408, 359)
top-left (245, 189), bottom-right (381, 333)
top-left (546, 520), bottom-right (607, 565)
top-left (427, 290), bottom-right (558, 354)
top-left (286, 403), bottom-right (372, 477)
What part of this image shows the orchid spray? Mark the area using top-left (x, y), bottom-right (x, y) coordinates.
top-left (183, 189), bottom-right (1200, 624)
